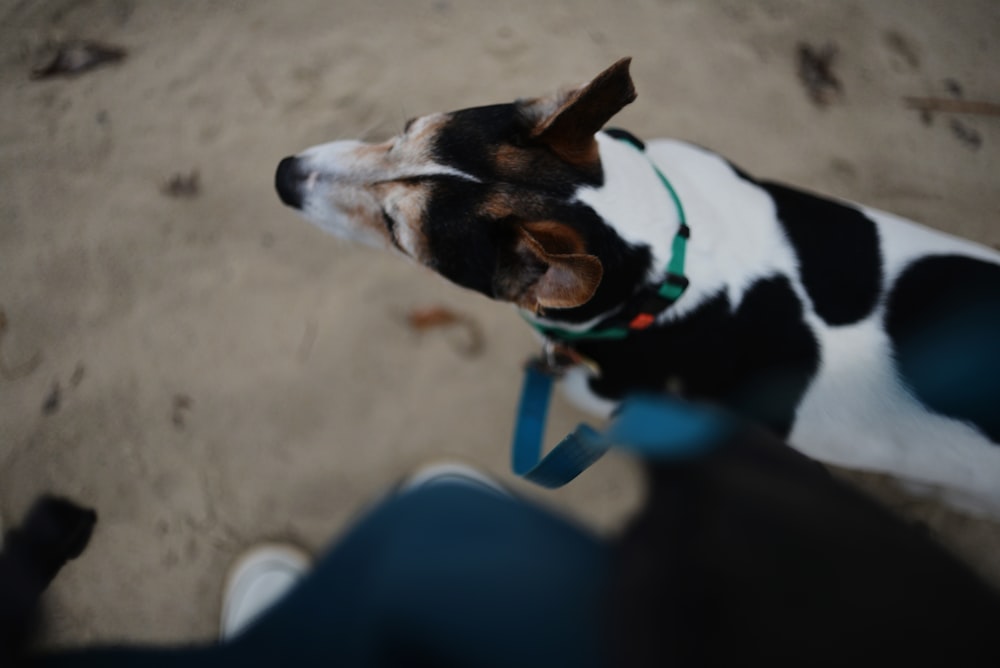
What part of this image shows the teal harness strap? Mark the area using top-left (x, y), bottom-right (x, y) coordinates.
top-left (520, 320), bottom-right (630, 341)
top-left (512, 133), bottom-right (696, 487)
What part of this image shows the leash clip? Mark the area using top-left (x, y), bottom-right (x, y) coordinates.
top-left (529, 340), bottom-right (594, 378)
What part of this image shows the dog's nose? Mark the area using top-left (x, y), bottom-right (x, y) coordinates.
top-left (275, 156), bottom-right (305, 209)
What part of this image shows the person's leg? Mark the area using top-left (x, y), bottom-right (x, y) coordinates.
top-left (35, 468), bottom-right (610, 668)
top-left (222, 477), bottom-right (611, 667)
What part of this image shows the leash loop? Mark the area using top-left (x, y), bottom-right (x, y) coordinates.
top-left (511, 380), bottom-right (730, 488)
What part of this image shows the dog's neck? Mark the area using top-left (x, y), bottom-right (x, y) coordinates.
top-left (523, 132), bottom-right (689, 336)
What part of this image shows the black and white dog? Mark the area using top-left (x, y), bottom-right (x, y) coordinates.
top-left (275, 58), bottom-right (1000, 516)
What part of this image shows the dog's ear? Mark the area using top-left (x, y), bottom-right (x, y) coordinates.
top-left (529, 58), bottom-right (637, 168)
top-left (494, 221), bottom-right (603, 312)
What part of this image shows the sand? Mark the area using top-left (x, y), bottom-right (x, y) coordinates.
top-left (1, 0), bottom-right (998, 649)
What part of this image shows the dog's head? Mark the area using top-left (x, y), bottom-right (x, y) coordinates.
top-left (276, 58), bottom-right (654, 323)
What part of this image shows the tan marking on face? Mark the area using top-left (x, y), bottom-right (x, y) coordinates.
top-left (494, 144), bottom-right (534, 177)
top-left (408, 113), bottom-right (448, 143)
top-left (373, 180), bottom-right (433, 261)
top-left (381, 113), bottom-right (449, 170)
top-left (343, 197), bottom-right (392, 243)
top-left (479, 190), bottom-right (517, 220)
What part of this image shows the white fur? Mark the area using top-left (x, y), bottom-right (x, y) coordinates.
top-left (299, 139), bottom-right (480, 185)
top-left (561, 132), bottom-right (1000, 516)
top-left (790, 317), bottom-right (1000, 516)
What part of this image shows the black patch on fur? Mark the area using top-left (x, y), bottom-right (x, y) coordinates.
top-left (580, 275), bottom-right (820, 437)
top-left (885, 255), bottom-right (1000, 443)
top-left (760, 182), bottom-right (883, 326)
top-left (423, 180), bottom-right (653, 324)
top-left (604, 127), bottom-right (645, 151)
top-left (421, 180), bottom-right (501, 298)
top-left (432, 104), bottom-right (603, 195)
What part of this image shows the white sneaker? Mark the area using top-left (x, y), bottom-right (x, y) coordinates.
top-left (399, 462), bottom-right (511, 497)
top-left (220, 543), bottom-right (311, 639)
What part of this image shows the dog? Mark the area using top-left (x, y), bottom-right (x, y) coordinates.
top-left (274, 58), bottom-right (1000, 516)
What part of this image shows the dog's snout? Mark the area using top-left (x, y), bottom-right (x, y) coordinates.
top-left (275, 156), bottom-right (305, 209)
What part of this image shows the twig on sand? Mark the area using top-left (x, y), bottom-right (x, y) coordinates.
top-left (406, 306), bottom-right (485, 358)
top-left (904, 97), bottom-right (1000, 117)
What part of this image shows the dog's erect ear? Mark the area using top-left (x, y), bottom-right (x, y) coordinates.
top-left (529, 58), bottom-right (637, 167)
top-left (494, 221), bottom-right (603, 312)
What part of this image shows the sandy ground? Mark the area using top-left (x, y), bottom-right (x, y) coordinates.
top-left (1, 0), bottom-right (999, 650)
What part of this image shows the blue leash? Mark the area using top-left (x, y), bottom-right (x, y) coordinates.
top-left (511, 365), bottom-right (730, 488)
top-left (511, 364), bottom-right (607, 488)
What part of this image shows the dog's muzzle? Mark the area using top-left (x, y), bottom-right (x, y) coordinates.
top-left (275, 156), bottom-right (305, 209)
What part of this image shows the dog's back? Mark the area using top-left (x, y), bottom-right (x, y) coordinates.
top-left (574, 135), bottom-right (1000, 515)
